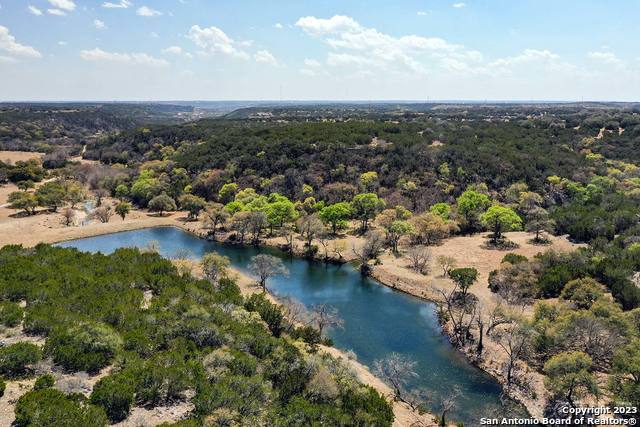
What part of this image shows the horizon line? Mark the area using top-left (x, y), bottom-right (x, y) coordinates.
top-left (1, 99), bottom-right (638, 104)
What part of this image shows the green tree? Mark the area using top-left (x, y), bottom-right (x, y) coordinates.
top-left (33, 374), bottom-right (55, 390)
top-left (429, 203), bottom-right (452, 220)
top-left (218, 183), bottom-right (239, 204)
top-left (266, 196), bottom-right (298, 231)
top-left (560, 278), bottom-right (604, 309)
top-left (130, 172), bottom-right (164, 207)
top-left (16, 180), bottom-right (35, 191)
top-left (35, 182), bottom-right (66, 212)
top-left (525, 206), bottom-right (554, 243)
top-left (0, 301), bottom-right (24, 327)
top-left (449, 267), bottom-right (478, 301)
top-left (352, 193), bottom-right (385, 233)
top-left (387, 221), bottom-right (413, 253)
top-left (179, 194), bottom-right (206, 220)
top-left (63, 181), bottom-right (87, 208)
top-left (0, 342), bottom-right (42, 378)
top-left (456, 189), bottom-right (491, 232)
top-left (148, 193), bottom-right (177, 216)
top-left (45, 322), bottom-right (122, 374)
top-left (91, 374), bottom-right (135, 423)
top-left (544, 351), bottom-right (599, 408)
top-left (7, 191), bottom-right (38, 215)
top-left (319, 202), bottom-right (352, 234)
top-left (115, 202), bottom-right (131, 221)
top-left (114, 184), bottom-right (129, 200)
top-left (609, 339), bottom-right (640, 408)
top-left (480, 205), bottom-right (523, 244)
top-left (15, 388), bottom-right (109, 427)
top-left (359, 171), bottom-right (379, 192)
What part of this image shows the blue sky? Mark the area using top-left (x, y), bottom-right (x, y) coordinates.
top-left (0, 0), bottom-right (638, 101)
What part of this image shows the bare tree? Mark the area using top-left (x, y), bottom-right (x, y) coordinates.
top-left (61, 207), bottom-right (76, 227)
top-left (280, 296), bottom-right (309, 333)
top-left (436, 387), bottom-right (460, 427)
top-left (92, 206), bottom-right (113, 223)
top-left (230, 211), bottom-right (251, 244)
top-left (436, 255), bottom-right (457, 277)
top-left (317, 232), bottom-right (332, 261)
top-left (486, 303), bottom-right (514, 337)
top-left (495, 322), bottom-right (531, 387)
top-left (93, 188), bottom-right (109, 207)
top-left (436, 282), bottom-right (477, 347)
top-left (247, 211), bottom-right (268, 244)
top-left (202, 203), bottom-right (229, 240)
top-left (201, 252), bottom-right (231, 284)
top-left (297, 214), bottom-right (326, 251)
top-left (309, 303), bottom-right (344, 336)
top-left (352, 230), bottom-right (386, 275)
top-left (330, 239), bottom-right (346, 261)
top-left (142, 240), bottom-right (160, 253)
top-left (373, 353), bottom-right (419, 402)
top-left (281, 224), bottom-right (295, 253)
top-left (406, 246), bottom-right (432, 275)
top-left (248, 254), bottom-right (288, 292)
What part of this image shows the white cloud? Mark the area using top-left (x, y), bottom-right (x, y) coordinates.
top-left (490, 49), bottom-right (560, 68)
top-left (300, 68), bottom-right (316, 76)
top-left (48, 0), bottom-right (75, 11)
top-left (304, 58), bottom-right (321, 67)
top-left (58, 41), bottom-right (67, 46)
top-left (80, 48), bottom-right (169, 67)
top-left (137, 6), bottom-right (162, 17)
top-left (452, 2), bottom-right (466, 8)
top-left (417, 11), bottom-right (430, 16)
top-left (295, 15), bottom-right (476, 74)
top-left (254, 50), bottom-right (278, 65)
top-left (588, 51), bottom-right (624, 67)
top-left (0, 25), bottom-right (42, 58)
top-left (102, 0), bottom-right (132, 8)
top-left (28, 5), bottom-right (43, 16)
top-left (48, 9), bottom-right (66, 16)
top-left (94, 19), bottom-right (107, 30)
top-left (187, 25), bottom-right (249, 60)
top-left (162, 46), bottom-right (183, 55)
top-left (274, 23), bottom-right (283, 29)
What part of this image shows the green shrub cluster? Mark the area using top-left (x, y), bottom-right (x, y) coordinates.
top-left (0, 245), bottom-right (393, 425)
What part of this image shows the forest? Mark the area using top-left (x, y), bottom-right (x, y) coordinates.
top-left (2, 102), bottom-right (640, 425)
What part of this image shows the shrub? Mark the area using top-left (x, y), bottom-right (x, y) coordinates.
top-left (291, 325), bottom-right (323, 348)
top-left (0, 377), bottom-right (5, 398)
top-left (14, 388), bottom-right (109, 427)
top-left (501, 253), bottom-right (528, 265)
top-left (90, 373), bottom-right (135, 423)
top-left (0, 342), bottom-right (42, 378)
top-left (34, 374), bottom-right (55, 390)
top-left (0, 301), bottom-right (24, 327)
top-left (244, 293), bottom-right (285, 337)
top-left (45, 322), bottom-right (122, 373)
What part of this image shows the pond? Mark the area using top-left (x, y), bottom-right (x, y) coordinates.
top-left (57, 226), bottom-right (523, 426)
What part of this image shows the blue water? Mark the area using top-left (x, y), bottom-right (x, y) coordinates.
top-left (58, 226), bottom-right (519, 425)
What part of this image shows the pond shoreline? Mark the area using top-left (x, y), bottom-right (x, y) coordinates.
top-left (3, 211), bottom-right (538, 422)
top-left (41, 220), bottom-right (439, 427)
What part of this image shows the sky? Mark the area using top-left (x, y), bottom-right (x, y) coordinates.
top-left (0, 0), bottom-right (639, 101)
